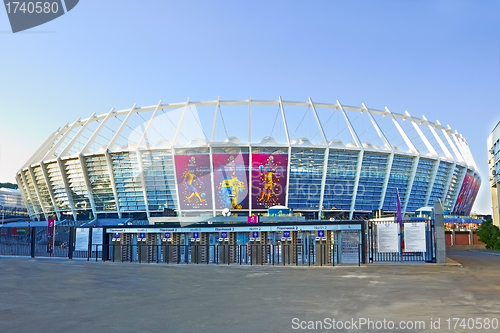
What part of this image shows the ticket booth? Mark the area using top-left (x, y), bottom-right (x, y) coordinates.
top-left (248, 231), bottom-right (268, 265)
top-left (314, 229), bottom-right (332, 265)
top-left (111, 232), bottom-right (122, 262)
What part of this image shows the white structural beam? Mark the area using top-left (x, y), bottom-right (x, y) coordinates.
top-left (423, 116), bottom-right (453, 161)
top-left (40, 162), bottom-right (61, 220)
top-left (338, 101), bottom-right (363, 220)
top-left (438, 122), bottom-right (464, 163)
top-left (210, 96), bottom-right (220, 143)
top-left (442, 162), bottom-right (457, 204)
top-left (20, 171), bottom-right (40, 220)
top-left (310, 98), bottom-right (329, 220)
top-left (23, 125), bottom-right (68, 169)
top-left (338, 100), bottom-right (362, 148)
top-left (135, 150), bottom-right (150, 219)
top-left (403, 156), bottom-right (420, 214)
top-left (279, 96), bottom-right (292, 208)
top-left (360, 104), bottom-right (395, 211)
top-left (78, 155), bottom-right (97, 218)
top-left (56, 159), bottom-right (77, 221)
top-left (138, 101), bottom-right (162, 149)
top-left (42, 119), bottom-right (80, 160)
top-left (107, 104), bottom-right (137, 151)
top-left (384, 106), bottom-right (420, 214)
top-left (58, 113), bottom-right (96, 158)
top-left (80, 108), bottom-right (115, 154)
top-left (172, 98), bottom-right (190, 146)
top-left (28, 166), bottom-right (48, 220)
top-left (385, 107), bottom-right (418, 155)
top-left (405, 111), bottom-right (438, 157)
top-left (379, 153), bottom-right (394, 210)
top-left (104, 152), bottom-right (122, 218)
top-left (424, 159), bottom-right (441, 207)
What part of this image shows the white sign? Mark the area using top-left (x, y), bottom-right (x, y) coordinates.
top-left (377, 223), bottom-right (399, 253)
top-left (75, 228), bottom-right (89, 251)
top-left (404, 223), bottom-right (426, 252)
top-left (92, 228), bottom-right (103, 251)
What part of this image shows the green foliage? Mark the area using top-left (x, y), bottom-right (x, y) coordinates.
top-left (0, 182), bottom-right (18, 190)
top-left (476, 218), bottom-right (500, 250)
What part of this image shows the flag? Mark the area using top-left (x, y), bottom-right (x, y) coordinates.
top-left (396, 188), bottom-right (403, 225)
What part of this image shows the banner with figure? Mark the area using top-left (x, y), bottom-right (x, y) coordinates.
top-left (251, 153), bottom-right (288, 209)
top-left (212, 153), bottom-right (250, 210)
top-left (174, 154), bottom-right (213, 210)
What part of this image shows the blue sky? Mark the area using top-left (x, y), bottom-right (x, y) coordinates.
top-left (0, 0), bottom-right (498, 214)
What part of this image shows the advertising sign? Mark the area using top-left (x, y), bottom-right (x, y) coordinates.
top-left (403, 223), bottom-right (426, 252)
top-left (251, 153), bottom-right (288, 209)
top-left (175, 154), bottom-right (213, 210)
top-left (453, 174), bottom-right (480, 216)
top-left (377, 223), bottom-right (399, 253)
top-left (212, 153), bottom-right (249, 210)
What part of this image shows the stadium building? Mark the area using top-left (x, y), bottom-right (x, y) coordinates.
top-left (16, 98), bottom-right (480, 222)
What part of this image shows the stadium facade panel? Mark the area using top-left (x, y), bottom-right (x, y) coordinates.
top-left (16, 98), bottom-right (481, 221)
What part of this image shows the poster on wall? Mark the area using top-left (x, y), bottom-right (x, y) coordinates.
top-left (376, 223), bottom-right (399, 253)
top-left (175, 154), bottom-right (213, 210)
top-left (251, 153), bottom-right (288, 209)
top-left (403, 222), bottom-right (426, 252)
top-left (212, 153), bottom-right (250, 210)
top-left (75, 228), bottom-right (89, 251)
top-left (453, 174), bottom-right (480, 216)
top-left (92, 228), bottom-right (103, 251)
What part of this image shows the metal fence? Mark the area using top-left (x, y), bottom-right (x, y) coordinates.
top-left (367, 219), bottom-right (435, 263)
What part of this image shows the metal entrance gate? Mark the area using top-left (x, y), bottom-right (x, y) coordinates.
top-left (368, 219), bottom-right (436, 263)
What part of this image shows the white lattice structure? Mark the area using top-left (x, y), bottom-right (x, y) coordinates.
top-left (16, 98), bottom-right (480, 221)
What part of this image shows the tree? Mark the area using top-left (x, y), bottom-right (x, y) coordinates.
top-left (0, 182), bottom-right (18, 190)
top-left (476, 218), bottom-right (500, 250)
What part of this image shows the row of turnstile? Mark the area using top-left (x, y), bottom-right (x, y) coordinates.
top-left (109, 230), bottom-right (361, 265)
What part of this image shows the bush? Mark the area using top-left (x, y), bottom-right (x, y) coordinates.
top-left (476, 218), bottom-right (500, 250)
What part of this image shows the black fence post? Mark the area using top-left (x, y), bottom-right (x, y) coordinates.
top-left (68, 227), bottom-right (75, 259)
top-left (30, 227), bottom-right (36, 258)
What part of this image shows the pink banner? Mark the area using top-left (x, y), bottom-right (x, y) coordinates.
top-left (175, 154), bottom-right (213, 210)
top-left (212, 153), bottom-right (250, 210)
top-left (47, 218), bottom-right (55, 253)
top-left (251, 153), bottom-right (288, 209)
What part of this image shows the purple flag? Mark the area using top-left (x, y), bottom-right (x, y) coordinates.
top-left (396, 189), bottom-right (403, 225)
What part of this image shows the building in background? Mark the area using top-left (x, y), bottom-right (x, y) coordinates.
top-left (0, 187), bottom-right (29, 222)
top-left (488, 122), bottom-right (500, 226)
top-left (16, 98), bottom-right (481, 221)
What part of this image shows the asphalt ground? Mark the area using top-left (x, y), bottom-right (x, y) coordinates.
top-left (0, 251), bottom-right (499, 333)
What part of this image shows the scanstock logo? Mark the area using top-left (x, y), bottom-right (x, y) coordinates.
top-left (3, 0), bottom-right (79, 33)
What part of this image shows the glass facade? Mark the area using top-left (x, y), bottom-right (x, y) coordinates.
top-left (382, 155), bottom-right (414, 211)
top-left (32, 165), bottom-right (53, 213)
top-left (86, 155), bottom-right (116, 212)
top-left (288, 148), bottom-right (324, 210)
top-left (444, 165), bottom-right (466, 212)
top-left (64, 158), bottom-right (91, 210)
top-left (142, 150), bottom-right (177, 211)
top-left (112, 152), bottom-right (146, 212)
top-left (46, 162), bottom-right (71, 211)
top-left (427, 161), bottom-right (452, 207)
top-left (355, 152), bottom-right (389, 211)
top-left (406, 158), bottom-right (434, 212)
top-left (323, 150), bottom-right (358, 210)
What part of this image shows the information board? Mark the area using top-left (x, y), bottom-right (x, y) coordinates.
top-left (92, 228), bottom-right (103, 251)
top-left (377, 223), bottom-right (399, 253)
top-left (75, 228), bottom-right (89, 251)
top-left (403, 223), bottom-right (426, 252)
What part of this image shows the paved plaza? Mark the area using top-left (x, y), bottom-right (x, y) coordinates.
top-left (0, 251), bottom-right (499, 332)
